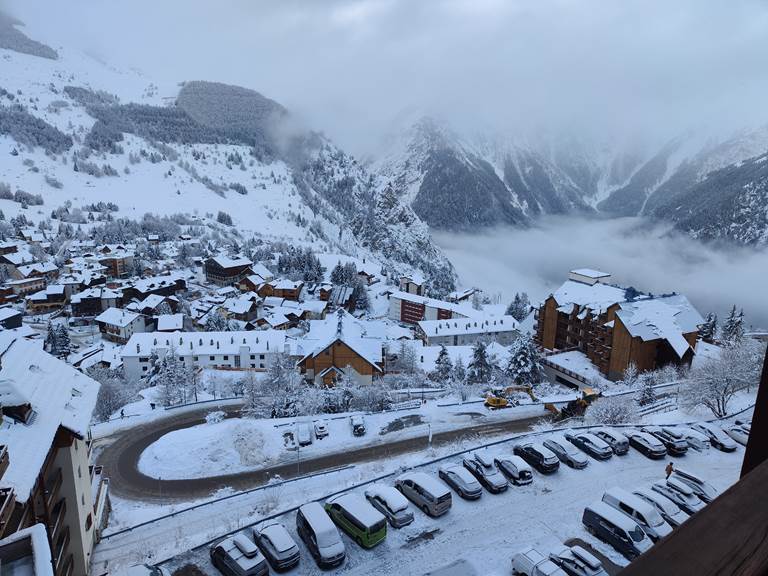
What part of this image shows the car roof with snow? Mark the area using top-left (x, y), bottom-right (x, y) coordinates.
top-left (633, 488), bottom-right (682, 514)
top-left (525, 441), bottom-right (556, 458)
top-left (604, 488), bottom-right (664, 522)
top-left (473, 451), bottom-right (494, 467)
top-left (586, 501), bottom-right (644, 531)
top-left (499, 454), bottom-right (532, 471)
top-left (665, 477), bottom-right (696, 496)
top-left (629, 430), bottom-right (665, 446)
top-left (365, 484), bottom-right (409, 512)
top-left (327, 493), bottom-right (385, 526)
top-left (398, 471), bottom-right (450, 496)
top-left (298, 502), bottom-right (340, 545)
top-left (256, 522), bottom-right (296, 553)
top-left (215, 535), bottom-right (265, 570)
top-left (440, 464), bottom-right (479, 483)
top-left (595, 428), bottom-right (627, 441)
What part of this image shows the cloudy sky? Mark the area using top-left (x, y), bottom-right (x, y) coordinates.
top-left (5, 0), bottom-right (768, 153)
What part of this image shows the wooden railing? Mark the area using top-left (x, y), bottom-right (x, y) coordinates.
top-left (0, 487), bottom-right (15, 537)
top-left (44, 468), bottom-right (62, 510)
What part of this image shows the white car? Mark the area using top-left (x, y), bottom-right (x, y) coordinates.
top-left (314, 420), bottom-right (329, 439)
top-left (723, 424), bottom-right (749, 446)
top-left (549, 545), bottom-right (609, 576)
top-left (674, 427), bottom-right (710, 451)
top-left (691, 422), bottom-right (737, 452)
top-left (512, 547), bottom-right (568, 576)
top-left (671, 468), bottom-right (718, 503)
top-left (296, 422), bottom-right (313, 446)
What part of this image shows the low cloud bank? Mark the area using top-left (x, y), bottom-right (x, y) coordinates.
top-left (434, 216), bottom-right (768, 330)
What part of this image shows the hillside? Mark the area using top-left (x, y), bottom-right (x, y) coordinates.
top-left (0, 17), bottom-right (455, 291)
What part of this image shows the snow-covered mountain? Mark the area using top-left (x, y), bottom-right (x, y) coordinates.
top-left (371, 115), bottom-right (768, 245)
top-left (0, 16), bottom-right (456, 291)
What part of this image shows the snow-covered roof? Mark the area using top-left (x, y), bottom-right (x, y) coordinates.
top-left (544, 350), bottom-right (609, 386)
top-left (326, 493), bottom-right (385, 527)
top-left (400, 272), bottom-right (425, 285)
top-left (156, 314), bottom-right (184, 331)
top-left (0, 307), bottom-right (22, 321)
top-left (396, 471), bottom-right (450, 498)
top-left (269, 279), bottom-right (303, 290)
top-left (389, 290), bottom-right (476, 316)
top-left (95, 307), bottom-right (142, 327)
top-left (0, 524), bottom-right (53, 576)
top-left (551, 280), bottom-right (627, 314)
top-left (418, 315), bottom-right (518, 338)
top-left (122, 330), bottom-right (286, 357)
top-left (615, 295), bottom-right (703, 358)
top-left (365, 484), bottom-right (409, 513)
top-left (570, 268), bottom-right (611, 279)
top-left (16, 261), bottom-right (59, 277)
top-left (249, 263), bottom-right (273, 279)
top-left (0, 333), bottom-right (99, 502)
top-left (210, 255), bottom-right (253, 269)
top-left (128, 272), bottom-right (185, 295)
top-left (586, 500), bottom-right (644, 531)
top-left (298, 502), bottom-right (340, 548)
top-left (257, 522), bottom-right (295, 554)
top-left (70, 286), bottom-right (121, 303)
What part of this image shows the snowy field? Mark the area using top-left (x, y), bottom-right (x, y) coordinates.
top-left (136, 400), bottom-right (549, 480)
top-left (159, 428), bottom-right (744, 576)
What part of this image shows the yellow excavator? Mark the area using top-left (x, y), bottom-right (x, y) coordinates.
top-left (544, 388), bottom-right (601, 420)
top-left (484, 386), bottom-right (538, 409)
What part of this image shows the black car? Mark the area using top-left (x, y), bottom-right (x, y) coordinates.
top-left (627, 431), bottom-right (667, 459)
top-left (642, 426), bottom-right (688, 456)
top-left (564, 432), bottom-right (613, 461)
top-left (513, 442), bottom-right (560, 474)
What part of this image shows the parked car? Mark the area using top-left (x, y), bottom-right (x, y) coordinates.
top-left (626, 430), bottom-right (667, 459)
top-left (296, 422), bottom-right (313, 446)
top-left (395, 471), bottom-right (452, 517)
top-left (691, 422), bottom-right (737, 452)
top-left (632, 487), bottom-right (690, 528)
top-left (325, 493), bottom-right (387, 549)
top-left (593, 428), bottom-right (629, 455)
top-left (351, 415), bottom-right (366, 436)
top-left (548, 545), bottom-right (609, 576)
top-left (642, 426), bottom-right (688, 456)
top-left (652, 480), bottom-right (705, 515)
top-left (564, 431), bottom-right (613, 460)
top-left (439, 464), bottom-right (483, 500)
top-left (601, 487), bottom-right (673, 542)
top-left (210, 535), bottom-right (269, 576)
top-left (723, 424), bottom-right (749, 446)
top-left (296, 502), bottom-right (346, 569)
top-left (511, 547), bottom-right (568, 576)
top-left (582, 501), bottom-right (653, 560)
top-left (543, 435), bottom-right (589, 469)
top-left (365, 484), bottom-right (414, 528)
top-left (514, 442), bottom-right (560, 474)
top-left (735, 419), bottom-right (751, 433)
top-left (674, 427), bottom-right (711, 451)
top-left (671, 468), bottom-right (718, 503)
top-left (314, 420), bottom-right (329, 439)
top-left (252, 521), bottom-right (300, 571)
top-left (494, 454), bottom-right (534, 485)
top-left (462, 452), bottom-right (508, 493)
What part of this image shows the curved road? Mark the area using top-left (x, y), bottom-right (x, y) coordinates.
top-left (96, 405), bottom-right (545, 502)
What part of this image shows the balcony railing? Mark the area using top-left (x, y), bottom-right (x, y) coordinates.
top-left (0, 487), bottom-right (15, 537)
top-left (44, 468), bottom-right (62, 510)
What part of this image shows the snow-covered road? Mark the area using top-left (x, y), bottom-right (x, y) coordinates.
top-left (158, 435), bottom-right (743, 576)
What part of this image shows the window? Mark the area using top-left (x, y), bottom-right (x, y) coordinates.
top-left (260, 363), bottom-right (265, 369)
top-left (260, 354), bottom-right (265, 360)
top-left (193, 356), bottom-right (199, 361)
top-left (210, 356), bottom-right (215, 361)
top-left (142, 366), bottom-right (148, 371)
top-left (85, 513), bottom-right (93, 531)
top-left (223, 355), bottom-right (229, 360)
top-left (250, 354), bottom-right (255, 360)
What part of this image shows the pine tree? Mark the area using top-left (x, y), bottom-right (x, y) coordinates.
top-left (155, 300), bottom-right (173, 316)
top-left (699, 312), bottom-right (718, 342)
top-left (55, 325), bottom-right (71, 358)
top-left (453, 356), bottom-right (466, 383)
top-left (636, 374), bottom-right (657, 406)
top-left (467, 341), bottom-right (492, 384)
top-left (430, 346), bottom-right (454, 383)
top-left (204, 309), bottom-right (230, 331)
top-left (505, 335), bottom-right (543, 386)
top-left (506, 292), bottom-right (531, 322)
top-left (45, 322), bottom-right (58, 355)
top-left (721, 305), bottom-right (744, 346)
top-left (352, 280), bottom-right (370, 312)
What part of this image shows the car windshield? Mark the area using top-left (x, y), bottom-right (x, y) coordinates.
top-left (629, 525), bottom-right (646, 542)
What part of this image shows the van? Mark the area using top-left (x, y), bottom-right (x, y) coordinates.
top-left (325, 493), bottom-right (387, 548)
top-left (395, 471), bottom-right (452, 517)
top-left (210, 535), bottom-right (269, 576)
top-left (601, 487), bottom-right (673, 542)
top-left (296, 502), bottom-right (346, 569)
top-left (582, 501), bottom-right (653, 560)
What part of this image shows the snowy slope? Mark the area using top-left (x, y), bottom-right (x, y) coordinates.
top-left (0, 19), bottom-right (455, 288)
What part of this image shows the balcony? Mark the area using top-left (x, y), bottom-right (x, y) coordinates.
top-left (44, 468), bottom-right (63, 510)
top-left (53, 527), bottom-right (70, 576)
top-left (0, 445), bottom-right (8, 479)
top-left (49, 499), bottom-right (67, 543)
top-left (0, 487), bottom-right (15, 538)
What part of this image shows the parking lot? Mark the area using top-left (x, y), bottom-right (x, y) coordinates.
top-left (160, 424), bottom-right (743, 576)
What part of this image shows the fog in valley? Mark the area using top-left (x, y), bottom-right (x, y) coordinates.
top-left (435, 216), bottom-right (768, 329)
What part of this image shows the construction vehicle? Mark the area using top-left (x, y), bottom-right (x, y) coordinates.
top-left (484, 386), bottom-right (538, 409)
top-left (544, 388), bottom-right (600, 421)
